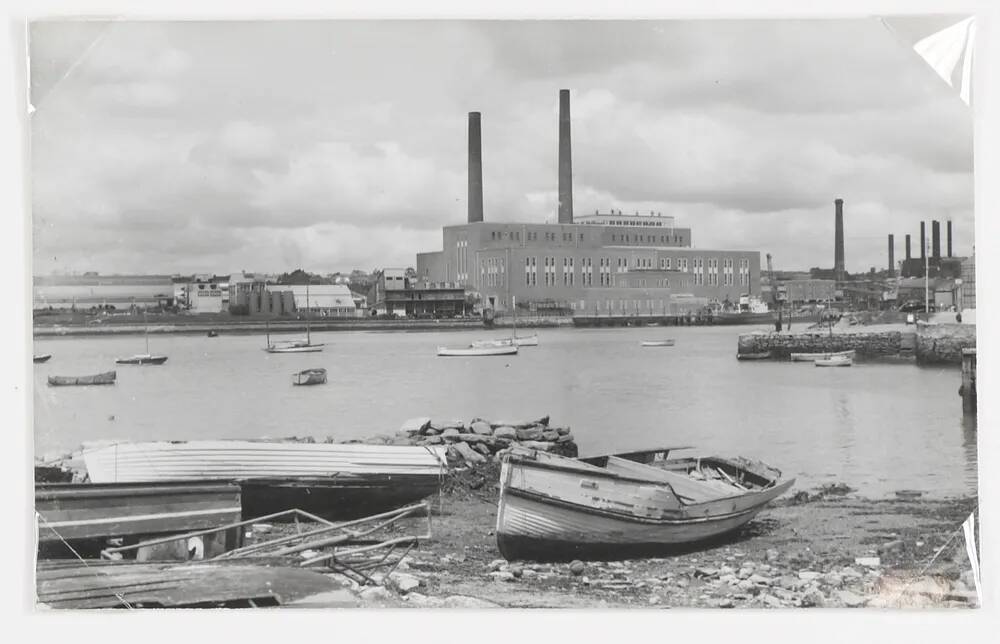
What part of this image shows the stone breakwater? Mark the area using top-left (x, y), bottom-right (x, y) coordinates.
top-left (914, 322), bottom-right (977, 365)
top-left (737, 330), bottom-right (903, 359)
top-left (738, 323), bottom-right (976, 364)
top-left (391, 415), bottom-right (579, 467)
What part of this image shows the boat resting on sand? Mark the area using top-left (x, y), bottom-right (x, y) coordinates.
top-left (292, 368), bottom-right (327, 386)
top-left (815, 356), bottom-right (853, 367)
top-left (48, 371), bottom-right (117, 387)
top-left (115, 354), bottom-right (168, 365)
top-left (437, 345), bottom-right (518, 357)
top-left (641, 340), bottom-right (675, 347)
top-left (33, 354), bottom-right (52, 363)
top-left (495, 446), bottom-right (794, 561)
top-left (790, 350), bottom-right (855, 362)
top-left (736, 352), bottom-right (772, 360)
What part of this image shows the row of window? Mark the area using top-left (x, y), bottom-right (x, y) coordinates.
top-left (490, 230), bottom-right (587, 243)
top-left (611, 233), bottom-right (685, 245)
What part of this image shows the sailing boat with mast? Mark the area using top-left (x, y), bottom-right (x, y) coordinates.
top-left (471, 296), bottom-right (538, 348)
top-left (116, 311), bottom-right (168, 365)
top-left (265, 283), bottom-right (324, 353)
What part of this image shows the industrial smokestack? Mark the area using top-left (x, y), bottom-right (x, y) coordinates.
top-left (888, 234), bottom-right (895, 276)
top-left (920, 221), bottom-right (926, 259)
top-left (468, 112), bottom-right (484, 224)
top-left (905, 234), bottom-right (911, 261)
top-left (947, 220), bottom-right (953, 257)
top-left (558, 89), bottom-right (574, 224)
top-left (932, 220), bottom-right (941, 258)
top-left (834, 199), bottom-right (845, 282)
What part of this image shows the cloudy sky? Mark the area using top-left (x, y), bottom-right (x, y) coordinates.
top-left (29, 18), bottom-right (974, 275)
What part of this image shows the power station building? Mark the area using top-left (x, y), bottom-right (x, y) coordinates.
top-left (417, 90), bottom-right (762, 315)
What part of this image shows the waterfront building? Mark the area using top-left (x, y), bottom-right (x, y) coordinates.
top-left (960, 254), bottom-right (975, 312)
top-left (287, 284), bottom-right (360, 317)
top-left (368, 268), bottom-right (467, 318)
top-left (173, 274), bottom-right (230, 313)
top-left (33, 274), bottom-right (174, 311)
top-left (416, 91), bottom-right (760, 314)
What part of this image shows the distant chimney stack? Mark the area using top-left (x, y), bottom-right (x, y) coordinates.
top-left (558, 89), bottom-right (574, 224)
top-left (834, 199), bottom-right (845, 282)
top-left (932, 220), bottom-right (941, 259)
top-left (947, 220), bottom-right (953, 257)
top-left (905, 234), bottom-right (912, 261)
top-left (888, 234), bottom-right (895, 276)
top-left (920, 221), bottom-right (926, 259)
top-left (468, 112), bottom-right (484, 224)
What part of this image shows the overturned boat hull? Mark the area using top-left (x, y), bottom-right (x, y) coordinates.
top-left (292, 368), bottom-right (327, 386)
top-left (116, 355), bottom-right (168, 365)
top-left (47, 371), bottom-right (117, 386)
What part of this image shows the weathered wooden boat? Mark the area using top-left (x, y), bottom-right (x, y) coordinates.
top-left (116, 353), bottom-right (168, 365)
top-left (240, 474), bottom-right (443, 520)
top-left (496, 447), bottom-right (794, 561)
top-left (47, 371), bottom-right (117, 387)
top-left (80, 440), bottom-right (448, 483)
top-left (36, 559), bottom-right (340, 609)
top-left (207, 330), bottom-right (219, 337)
top-left (815, 356), bottom-right (853, 367)
top-left (33, 353), bottom-right (52, 363)
top-left (790, 349), bottom-right (855, 362)
top-left (736, 351), bottom-right (772, 360)
top-left (437, 344), bottom-right (518, 357)
top-left (292, 368), bottom-right (327, 386)
top-left (641, 340), bottom-right (675, 347)
top-left (35, 481), bottom-right (243, 543)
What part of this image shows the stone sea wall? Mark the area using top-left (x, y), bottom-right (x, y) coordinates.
top-left (915, 323), bottom-right (977, 365)
top-left (737, 331), bottom-right (902, 359)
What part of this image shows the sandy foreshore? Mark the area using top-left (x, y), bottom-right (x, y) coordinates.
top-left (280, 469), bottom-right (980, 609)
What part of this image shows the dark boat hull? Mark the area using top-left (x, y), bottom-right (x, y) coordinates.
top-left (116, 356), bottom-right (168, 365)
top-left (47, 371), bottom-right (117, 386)
top-left (239, 474), bottom-right (441, 520)
top-left (33, 354), bottom-right (52, 363)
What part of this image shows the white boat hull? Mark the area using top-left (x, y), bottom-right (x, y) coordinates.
top-left (437, 345), bottom-right (518, 357)
top-left (81, 441), bottom-right (447, 483)
top-left (266, 344), bottom-right (324, 353)
top-left (641, 340), bottom-right (675, 347)
top-left (790, 350), bottom-right (855, 362)
top-left (815, 357), bottom-right (853, 367)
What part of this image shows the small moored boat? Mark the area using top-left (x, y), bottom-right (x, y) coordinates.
top-left (815, 356), bottom-right (853, 367)
top-left (495, 446), bottom-right (794, 561)
top-left (437, 344), bottom-right (518, 357)
top-left (790, 350), bottom-right (855, 362)
top-left (116, 354), bottom-right (168, 365)
top-left (292, 368), bottom-right (327, 386)
top-left (207, 330), bottom-right (219, 337)
top-left (471, 334), bottom-right (539, 348)
top-left (641, 340), bottom-right (675, 347)
top-left (48, 371), bottom-right (117, 387)
top-left (33, 354), bottom-right (52, 363)
top-left (736, 352), bottom-right (772, 360)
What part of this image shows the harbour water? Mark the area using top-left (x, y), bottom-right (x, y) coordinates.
top-left (33, 325), bottom-right (977, 498)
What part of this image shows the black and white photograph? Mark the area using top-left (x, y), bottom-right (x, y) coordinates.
top-left (21, 7), bottom-right (989, 616)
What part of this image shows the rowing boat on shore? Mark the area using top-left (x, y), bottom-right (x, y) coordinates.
top-left (437, 344), bottom-right (518, 357)
top-left (790, 350), bottom-right (855, 362)
top-left (47, 371), bottom-right (117, 387)
top-left (815, 355), bottom-right (853, 367)
top-left (33, 353), bottom-right (52, 363)
top-left (736, 351), bottom-right (772, 360)
top-left (495, 446), bottom-right (793, 561)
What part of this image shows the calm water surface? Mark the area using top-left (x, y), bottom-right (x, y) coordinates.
top-left (33, 326), bottom-right (977, 498)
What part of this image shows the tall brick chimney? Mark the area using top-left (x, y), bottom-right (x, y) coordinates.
top-left (947, 220), bottom-right (953, 257)
top-left (905, 234), bottom-right (912, 260)
top-left (888, 234), bottom-right (895, 276)
top-left (920, 221), bottom-right (926, 259)
top-left (468, 112), bottom-right (484, 224)
top-left (834, 198), bottom-right (845, 282)
top-left (558, 89), bottom-right (574, 224)
top-left (932, 220), bottom-right (941, 259)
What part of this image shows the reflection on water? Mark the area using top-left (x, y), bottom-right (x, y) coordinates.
top-left (33, 325), bottom-right (977, 498)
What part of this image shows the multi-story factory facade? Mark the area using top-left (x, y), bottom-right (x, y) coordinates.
top-left (417, 90), bottom-right (761, 314)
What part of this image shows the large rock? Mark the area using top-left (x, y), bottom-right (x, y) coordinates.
top-left (493, 426), bottom-right (517, 440)
top-left (556, 426), bottom-right (571, 436)
top-left (450, 441), bottom-right (487, 464)
top-left (423, 435), bottom-right (443, 445)
top-left (456, 433), bottom-right (487, 444)
top-left (430, 419), bottom-right (465, 432)
top-left (541, 430), bottom-right (560, 442)
top-left (389, 573), bottom-right (422, 594)
top-left (492, 416), bottom-right (549, 429)
top-left (399, 417), bottom-right (431, 435)
top-left (472, 442), bottom-right (491, 456)
top-left (516, 426), bottom-right (543, 441)
top-left (518, 440), bottom-right (553, 452)
top-left (469, 421), bottom-right (493, 435)
top-left (441, 428), bottom-right (461, 441)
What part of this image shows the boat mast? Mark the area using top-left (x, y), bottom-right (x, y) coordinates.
top-left (306, 282), bottom-right (311, 344)
top-left (512, 295), bottom-right (516, 341)
top-left (144, 310), bottom-right (149, 355)
top-left (266, 319), bottom-right (271, 348)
